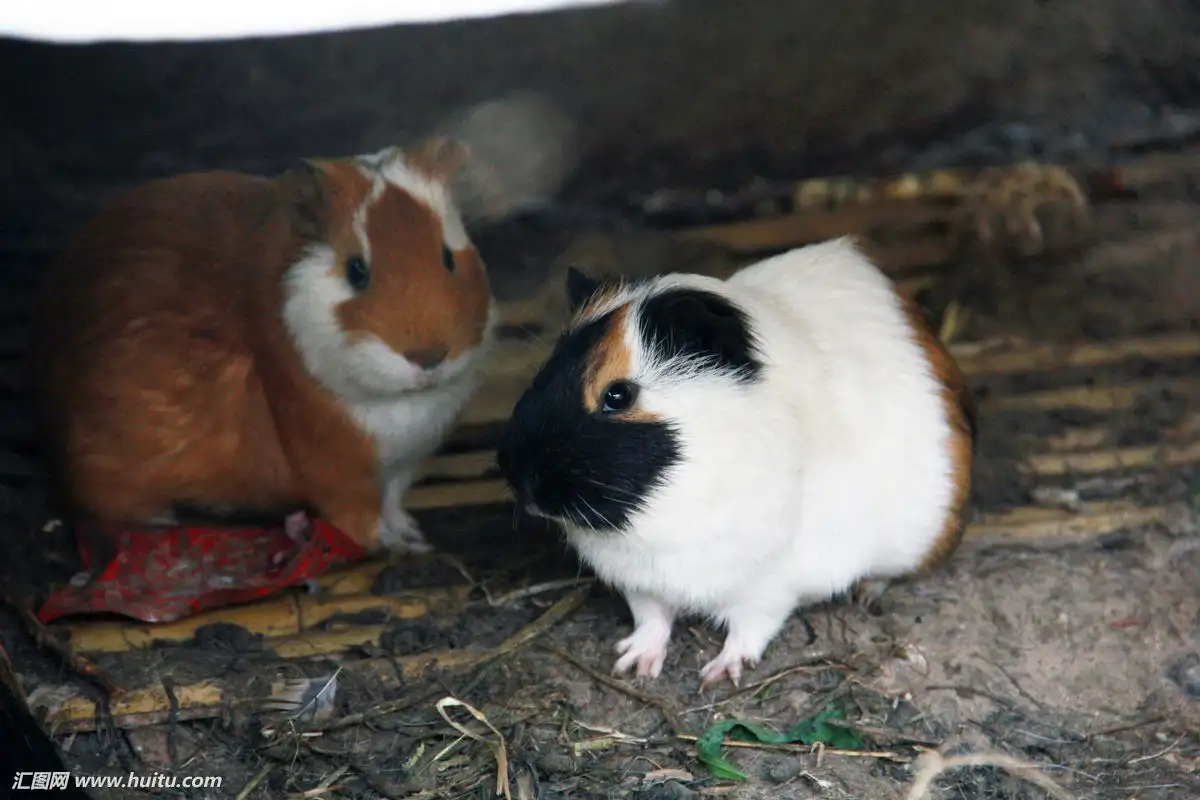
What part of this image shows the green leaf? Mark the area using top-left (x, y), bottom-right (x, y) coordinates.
top-left (785, 704), bottom-right (864, 751)
top-left (694, 703), bottom-right (865, 782)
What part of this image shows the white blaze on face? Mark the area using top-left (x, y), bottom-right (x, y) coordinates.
top-left (360, 147), bottom-right (471, 252)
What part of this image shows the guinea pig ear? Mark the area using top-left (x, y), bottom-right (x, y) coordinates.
top-left (645, 290), bottom-right (758, 375)
top-left (409, 136), bottom-right (471, 181)
top-left (565, 267), bottom-right (602, 313)
top-left (277, 159), bottom-right (327, 241)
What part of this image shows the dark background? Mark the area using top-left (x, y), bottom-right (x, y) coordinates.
top-left (5, 0), bottom-right (1200, 251)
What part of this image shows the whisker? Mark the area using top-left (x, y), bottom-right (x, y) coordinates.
top-left (583, 477), bottom-right (639, 501)
top-left (579, 496), bottom-right (612, 530)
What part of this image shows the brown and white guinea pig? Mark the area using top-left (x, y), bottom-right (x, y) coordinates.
top-left (31, 139), bottom-right (496, 553)
top-left (496, 237), bottom-right (977, 687)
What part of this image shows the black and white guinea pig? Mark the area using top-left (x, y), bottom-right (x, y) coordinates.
top-left (496, 236), bottom-right (977, 687)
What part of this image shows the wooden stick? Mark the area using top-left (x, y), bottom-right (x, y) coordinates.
top-left (59, 586), bottom-right (473, 654)
top-left (264, 626), bottom-right (378, 659)
top-left (9, 601), bottom-right (123, 696)
top-left (674, 203), bottom-right (951, 257)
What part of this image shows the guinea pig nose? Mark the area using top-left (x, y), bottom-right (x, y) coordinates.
top-left (404, 346), bottom-right (449, 370)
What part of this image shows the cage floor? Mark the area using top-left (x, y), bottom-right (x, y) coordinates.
top-left (1, 168), bottom-right (1198, 799)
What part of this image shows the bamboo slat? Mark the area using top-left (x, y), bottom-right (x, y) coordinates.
top-left (1024, 439), bottom-right (1200, 477)
top-left (967, 501), bottom-right (1170, 547)
top-left (1039, 412), bottom-right (1200, 452)
top-left (987, 378), bottom-right (1200, 413)
top-left (953, 332), bottom-right (1200, 376)
top-left (60, 586), bottom-right (473, 654)
top-left (39, 587), bottom-right (591, 734)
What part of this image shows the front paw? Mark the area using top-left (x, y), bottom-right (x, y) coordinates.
top-left (700, 646), bottom-right (760, 688)
top-left (613, 627), bottom-right (671, 679)
top-left (379, 508), bottom-right (434, 554)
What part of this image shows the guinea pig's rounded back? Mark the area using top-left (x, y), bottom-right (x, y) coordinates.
top-left (281, 145), bottom-right (493, 397)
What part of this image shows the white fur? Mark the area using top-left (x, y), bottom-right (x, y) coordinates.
top-left (280, 152), bottom-right (495, 551)
top-left (563, 237), bottom-right (960, 683)
top-left (282, 244), bottom-right (492, 401)
top-left (360, 146), bottom-right (471, 251)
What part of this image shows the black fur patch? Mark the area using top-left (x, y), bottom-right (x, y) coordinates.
top-left (638, 288), bottom-right (762, 381)
top-left (565, 267), bottom-right (602, 312)
top-left (496, 310), bottom-right (681, 532)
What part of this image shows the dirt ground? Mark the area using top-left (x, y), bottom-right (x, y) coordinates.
top-left (2, 5), bottom-right (1200, 799)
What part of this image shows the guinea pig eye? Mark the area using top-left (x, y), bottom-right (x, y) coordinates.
top-left (601, 381), bottom-right (638, 414)
top-left (441, 244), bottom-right (456, 273)
top-left (345, 255), bottom-right (370, 291)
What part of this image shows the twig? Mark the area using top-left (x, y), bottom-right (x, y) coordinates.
top-left (729, 658), bottom-right (839, 697)
top-left (286, 765), bottom-right (349, 799)
top-left (541, 644), bottom-right (682, 733)
top-left (235, 765), bottom-right (272, 800)
top-left (674, 733), bottom-right (908, 762)
top-left (821, 718), bottom-right (942, 748)
top-left (986, 658), bottom-right (1046, 709)
top-left (318, 586), bottom-right (587, 734)
top-left (922, 683), bottom-right (1016, 709)
top-left (489, 578), bottom-right (595, 606)
top-left (485, 586), bottom-right (590, 662)
top-left (1086, 714), bottom-right (1167, 738)
top-left (319, 692), bottom-right (433, 733)
top-left (903, 750), bottom-right (1074, 800)
top-left (1128, 733), bottom-right (1186, 764)
top-left (9, 599), bottom-right (122, 696)
top-left (161, 676), bottom-right (179, 770)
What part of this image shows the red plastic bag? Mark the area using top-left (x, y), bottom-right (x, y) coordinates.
top-left (37, 513), bottom-right (369, 624)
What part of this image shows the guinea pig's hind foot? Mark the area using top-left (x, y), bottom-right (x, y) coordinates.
top-left (378, 508), bottom-right (435, 555)
top-left (699, 646), bottom-right (758, 689)
top-left (613, 625), bottom-right (672, 679)
top-left (700, 602), bottom-right (792, 689)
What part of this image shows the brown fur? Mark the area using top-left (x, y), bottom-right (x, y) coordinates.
top-left (582, 306), bottom-right (633, 415)
top-left (31, 145), bottom-right (489, 549)
top-left (579, 304), bottom-right (661, 423)
top-left (896, 293), bottom-right (978, 574)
